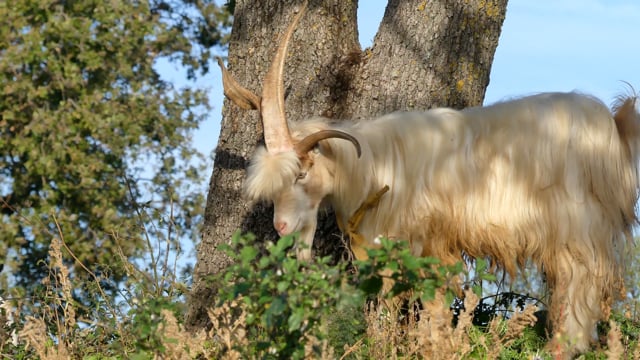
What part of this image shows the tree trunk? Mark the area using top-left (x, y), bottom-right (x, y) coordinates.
top-left (186, 0), bottom-right (507, 330)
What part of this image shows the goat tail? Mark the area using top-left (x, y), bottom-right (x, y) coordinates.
top-left (613, 90), bottom-right (640, 173)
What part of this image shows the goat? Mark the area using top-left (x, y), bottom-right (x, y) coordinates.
top-left (217, 4), bottom-right (640, 355)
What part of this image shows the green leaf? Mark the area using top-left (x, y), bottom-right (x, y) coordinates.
top-left (271, 235), bottom-right (295, 257)
top-left (386, 260), bottom-right (400, 272)
top-left (239, 246), bottom-right (258, 264)
top-left (476, 258), bottom-right (489, 273)
top-left (421, 285), bottom-right (437, 302)
top-left (481, 273), bottom-right (497, 282)
top-left (389, 281), bottom-right (413, 297)
top-left (233, 282), bottom-right (252, 297)
top-left (400, 252), bottom-right (420, 271)
top-left (268, 297), bottom-right (286, 315)
top-left (245, 313), bottom-right (256, 325)
top-left (283, 257), bottom-right (299, 274)
top-left (288, 308), bottom-right (305, 332)
top-left (263, 297), bottom-right (287, 329)
top-left (364, 247), bottom-right (384, 259)
top-left (258, 257), bottom-right (271, 269)
top-left (218, 243), bottom-right (233, 256)
top-left (277, 281), bottom-right (290, 292)
top-left (359, 276), bottom-right (383, 295)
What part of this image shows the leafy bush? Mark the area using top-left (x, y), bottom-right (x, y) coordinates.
top-left (3, 229), bottom-right (640, 359)
top-left (0, 213), bottom-right (197, 359)
top-left (212, 232), bottom-right (361, 359)
top-left (354, 237), bottom-right (496, 303)
top-left (209, 234), bottom-right (502, 358)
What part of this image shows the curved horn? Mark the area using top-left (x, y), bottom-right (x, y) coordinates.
top-left (295, 130), bottom-right (362, 158)
top-left (261, 2), bottom-right (307, 153)
top-left (217, 57), bottom-right (261, 110)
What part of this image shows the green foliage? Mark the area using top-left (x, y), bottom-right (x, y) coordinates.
top-left (123, 296), bottom-right (183, 357)
top-left (214, 232), bottom-right (361, 359)
top-left (610, 312), bottom-right (640, 347)
top-left (2, 229), bottom-right (640, 358)
top-left (462, 318), bottom-right (548, 359)
top-left (0, 0), bottom-right (230, 297)
top-left (210, 235), bottom-right (500, 358)
top-left (0, 217), bottom-right (194, 359)
top-left (355, 238), bottom-right (494, 305)
top-left (324, 302), bottom-right (367, 358)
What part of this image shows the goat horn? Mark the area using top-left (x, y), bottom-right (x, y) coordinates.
top-left (295, 130), bottom-right (362, 158)
top-left (261, 2), bottom-right (307, 153)
top-left (217, 57), bottom-right (261, 110)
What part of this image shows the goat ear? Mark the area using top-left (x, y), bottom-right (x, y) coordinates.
top-left (217, 57), bottom-right (262, 111)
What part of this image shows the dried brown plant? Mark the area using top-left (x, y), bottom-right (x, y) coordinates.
top-left (605, 320), bottom-right (624, 360)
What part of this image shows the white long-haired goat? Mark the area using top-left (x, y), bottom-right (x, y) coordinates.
top-left (218, 5), bottom-right (640, 355)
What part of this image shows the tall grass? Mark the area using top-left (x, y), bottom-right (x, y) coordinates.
top-left (1, 216), bottom-right (640, 359)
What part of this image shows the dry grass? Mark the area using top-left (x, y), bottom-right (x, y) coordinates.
top-left (1, 222), bottom-right (639, 359)
top-left (18, 236), bottom-right (73, 359)
top-left (347, 289), bottom-right (540, 359)
top-left (606, 320), bottom-right (625, 359)
top-left (207, 299), bottom-right (248, 359)
top-left (4, 253), bottom-right (637, 360)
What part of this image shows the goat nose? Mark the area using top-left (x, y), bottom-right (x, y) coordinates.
top-left (274, 221), bottom-right (288, 236)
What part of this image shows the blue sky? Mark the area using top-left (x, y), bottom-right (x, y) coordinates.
top-left (189, 0), bottom-right (640, 162)
top-left (484, 0), bottom-right (640, 103)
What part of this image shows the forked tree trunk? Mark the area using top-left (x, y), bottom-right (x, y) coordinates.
top-left (186, 0), bottom-right (507, 330)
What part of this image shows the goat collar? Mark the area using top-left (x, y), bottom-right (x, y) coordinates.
top-left (337, 185), bottom-right (390, 260)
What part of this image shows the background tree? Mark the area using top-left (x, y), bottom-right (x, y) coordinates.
top-left (0, 0), bottom-right (230, 302)
top-left (187, 0), bottom-right (508, 329)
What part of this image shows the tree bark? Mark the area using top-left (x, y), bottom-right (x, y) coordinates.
top-left (186, 0), bottom-right (507, 330)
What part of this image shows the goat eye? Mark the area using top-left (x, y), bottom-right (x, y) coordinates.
top-left (296, 172), bottom-right (307, 180)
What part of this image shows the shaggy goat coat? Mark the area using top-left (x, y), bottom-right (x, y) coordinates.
top-left (244, 92), bottom-right (640, 352)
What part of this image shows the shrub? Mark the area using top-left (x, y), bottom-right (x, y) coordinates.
top-left (211, 232), bottom-right (360, 359)
top-left (3, 229), bottom-right (640, 359)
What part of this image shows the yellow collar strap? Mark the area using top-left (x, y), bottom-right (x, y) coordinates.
top-left (337, 185), bottom-right (390, 260)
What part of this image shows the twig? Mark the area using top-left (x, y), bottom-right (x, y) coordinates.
top-left (51, 213), bottom-right (123, 336)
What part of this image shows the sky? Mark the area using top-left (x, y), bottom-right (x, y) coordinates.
top-left (483, 0), bottom-right (640, 103)
top-left (188, 0), bottom-right (640, 163)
